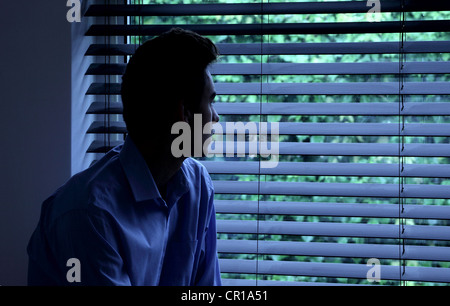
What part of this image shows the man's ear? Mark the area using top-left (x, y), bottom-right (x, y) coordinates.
top-left (182, 102), bottom-right (193, 124)
top-left (174, 99), bottom-right (191, 123)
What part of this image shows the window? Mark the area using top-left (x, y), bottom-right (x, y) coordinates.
top-left (82, 0), bottom-right (450, 285)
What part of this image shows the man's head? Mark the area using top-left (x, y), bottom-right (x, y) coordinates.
top-left (121, 28), bottom-right (220, 146)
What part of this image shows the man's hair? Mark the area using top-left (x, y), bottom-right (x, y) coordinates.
top-left (121, 28), bottom-right (219, 140)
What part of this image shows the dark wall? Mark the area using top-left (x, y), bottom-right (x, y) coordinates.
top-left (0, 0), bottom-right (72, 285)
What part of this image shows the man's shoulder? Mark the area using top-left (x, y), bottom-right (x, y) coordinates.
top-left (183, 157), bottom-right (205, 170)
top-left (182, 158), bottom-right (214, 189)
top-left (182, 158), bottom-right (210, 178)
top-left (41, 151), bottom-right (125, 225)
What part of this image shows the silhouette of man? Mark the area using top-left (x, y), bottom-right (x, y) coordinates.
top-left (27, 28), bottom-right (222, 285)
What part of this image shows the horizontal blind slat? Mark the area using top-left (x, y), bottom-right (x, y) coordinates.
top-left (85, 20), bottom-right (450, 36)
top-left (217, 220), bottom-right (450, 240)
top-left (87, 101), bottom-right (450, 116)
top-left (221, 279), bottom-right (357, 286)
top-left (219, 122), bottom-right (450, 136)
top-left (219, 259), bottom-right (450, 283)
top-left (87, 140), bottom-right (450, 157)
top-left (85, 41), bottom-right (450, 56)
top-left (86, 61), bottom-right (450, 75)
top-left (202, 161), bottom-right (450, 178)
top-left (215, 200), bottom-right (450, 220)
top-left (213, 181), bottom-right (450, 199)
top-left (86, 82), bottom-right (450, 95)
top-left (217, 240), bottom-right (450, 261)
top-left (85, 2), bottom-right (450, 17)
top-left (87, 121), bottom-right (450, 136)
top-left (211, 61), bottom-right (450, 75)
top-left (214, 82), bottom-right (450, 95)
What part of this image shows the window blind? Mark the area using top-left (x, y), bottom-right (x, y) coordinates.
top-left (82, 0), bottom-right (450, 285)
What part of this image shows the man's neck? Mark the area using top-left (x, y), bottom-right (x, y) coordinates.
top-left (133, 137), bottom-right (185, 200)
top-left (146, 155), bottom-right (184, 199)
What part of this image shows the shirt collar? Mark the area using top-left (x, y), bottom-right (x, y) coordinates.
top-left (119, 136), bottom-right (189, 204)
top-left (165, 163), bottom-right (190, 207)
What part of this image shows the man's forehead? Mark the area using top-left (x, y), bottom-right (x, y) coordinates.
top-left (205, 70), bottom-right (215, 92)
top-left (206, 70), bottom-right (213, 82)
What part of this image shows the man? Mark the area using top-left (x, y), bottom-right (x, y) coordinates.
top-left (27, 28), bottom-right (222, 285)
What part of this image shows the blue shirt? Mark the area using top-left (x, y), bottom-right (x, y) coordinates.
top-left (27, 137), bottom-right (221, 286)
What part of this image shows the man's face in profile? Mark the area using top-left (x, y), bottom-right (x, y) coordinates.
top-left (192, 70), bottom-right (220, 156)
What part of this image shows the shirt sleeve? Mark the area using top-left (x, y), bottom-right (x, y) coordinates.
top-left (194, 190), bottom-right (222, 286)
top-left (46, 208), bottom-right (132, 286)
